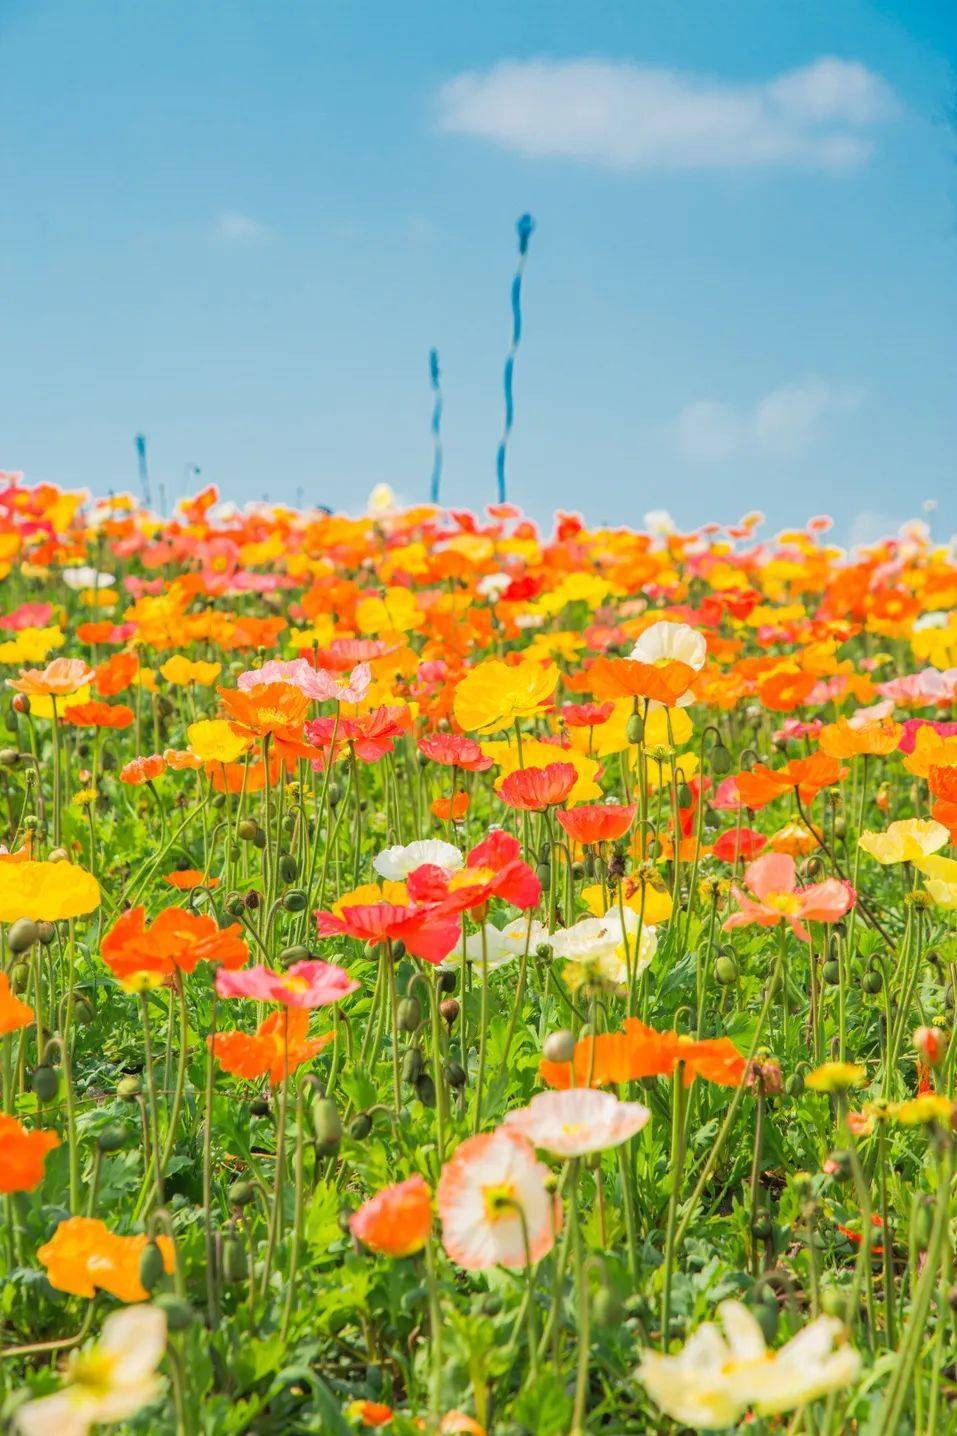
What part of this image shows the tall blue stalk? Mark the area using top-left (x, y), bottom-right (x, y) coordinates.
top-left (495, 213), bottom-right (535, 504)
top-left (135, 434), bottom-right (152, 508)
top-left (428, 348), bottom-right (443, 505)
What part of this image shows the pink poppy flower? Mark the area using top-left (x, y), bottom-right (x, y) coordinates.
top-left (723, 853), bottom-right (854, 943)
top-left (502, 1088), bottom-right (649, 1158)
top-left (237, 658), bottom-right (371, 705)
top-left (897, 717), bottom-right (957, 754)
top-left (215, 959), bottom-right (359, 1008)
top-left (877, 668), bottom-right (957, 708)
top-left (437, 1128), bottom-right (560, 1270)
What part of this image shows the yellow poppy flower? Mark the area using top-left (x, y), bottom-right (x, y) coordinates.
top-left (160, 656), bottom-right (223, 687)
top-left (581, 881), bottom-right (673, 926)
top-left (914, 852), bottom-right (957, 909)
top-left (858, 819), bottom-right (949, 866)
top-left (355, 587), bottom-right (423, 636)
top-left (187, 719), bottom-right (252, 764)
top-left (903, 727), bottom-right (957, 778)
top-left (0, 860), bottom-right (99, 922)
top-left (893, 1094), bottom-right (955, 1126)
top-left (805, 1062), bottom-right (867, 1093)
top-left (455, 659), bottom-right (558, 736)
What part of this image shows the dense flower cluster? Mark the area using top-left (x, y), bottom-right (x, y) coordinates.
top-left (0, 478), bottom-right (953, 1433)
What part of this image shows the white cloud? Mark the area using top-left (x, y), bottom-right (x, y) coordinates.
top-left (437, 56), bottom-right (897, 171)
top-left (214, 212), bottom-right (273, 245)
top-left (675, 379), bottom-right (863, 462)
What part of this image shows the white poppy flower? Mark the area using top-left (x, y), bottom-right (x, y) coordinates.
top-left (373, 838), bottom-right (464, 881)
top-left (636, 1300), bottom-right (860, 1430)
top-left (644, 509), bottom-right (677, 538)
top-left (437, 917), bottom-right (546, 978)
top-left (477, 572), bottom-right (512, 600)
top-left (630, 619), bottom-right (706, 672)
top-left (61, 567), bottom-right (116, 591)
top-left (15, 1305), bottom-right (167, 1436)
top-left (503, 1087), bottom-right (650, 1157)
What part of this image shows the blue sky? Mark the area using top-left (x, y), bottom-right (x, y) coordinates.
top-left (1, 0), bottom-right (955, 542)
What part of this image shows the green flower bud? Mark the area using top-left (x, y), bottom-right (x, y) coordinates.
top-left (7, 918), bottom-right (39, 953)
top-left (152, 1293), bottom-right (195, 1331)
top-left (30, 1066), bottom-right (59, 1103)
top-left (138, 1240), bottom-right (166, 1293)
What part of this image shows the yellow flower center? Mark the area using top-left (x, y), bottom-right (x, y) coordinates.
top-left (255, 706), bottom-right (291, 726)
top-left (482, 1181), bottom-right (518, 1222)
top-left (764, 891), bottom-right (801, 915)
top-left (70, 1349), bottom-right (118, 1398)
top-left (450, 868), bottom-right (493, 889)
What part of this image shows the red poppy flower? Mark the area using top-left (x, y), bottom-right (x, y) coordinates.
top-left (306, 706), bottom-right (411, 764)
top-left (556, 803), bottom-right (636, 846)
top-left (712, 827), bottom-right (767, 862)
top-left (559, 701), bottom-right (615, 728)
top-left (315, 897), bottom-right (460, 966)
top-left (417, 732), bottom-right (492, 772)
top-left (434, 830), bottom-right (541, 915)
top-left (499, 762), bottom-right (577, 812)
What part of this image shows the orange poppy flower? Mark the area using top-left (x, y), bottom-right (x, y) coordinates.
top-left (735, 752), bottom-right (846, 810)
top-left (163, 747), bottom-right (204, 771)
top-left (119, 753), bottom-right (166, 785)
top-left (76, 620), bottom-right (116, 644)
top-left (219, 683), bottom-right (310, 742)
top-left (62, 700), bottom-right (135, 730)
top-left (732, 764), bottom-right (792, 810)
top-left (784, 752), bottom-right (848, 802)
top-left (94, 651), bottom-right (139, 696)
top-left (928, 765), bottom-right (957, 802)
top-left (349, 1173), bottom-right (432, 1257)
top-left (0, 1114), bottom-right (59, 1192)
top-left (0, 971), bottom-right (34, 1035)
top-left (38, 1216), bottom-right (174, 1302)
top-left (756, 670), bottom-right (818, 712)
top-left (540, 1019), bottom-right (745, 1091)
top-left (432, 792), bottom-right (470, 822)
top-left (346, 1401), bottom-right (394, 1428)
top-left (587, 657), bottom-right (695, 707)
top-left (165, 869), bottom-right (219, 891)
top-left (818, 717), bottom-right (903, 759)
top-left (207, 749), bottom-right (284, 793)
top-left (101, 905), bottom-right (249, 986)
top-left (210, 1007), bottom-right (332, 1085)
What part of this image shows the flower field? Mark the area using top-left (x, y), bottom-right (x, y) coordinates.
top-left (0, 479), bottom-right (956, 1434)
